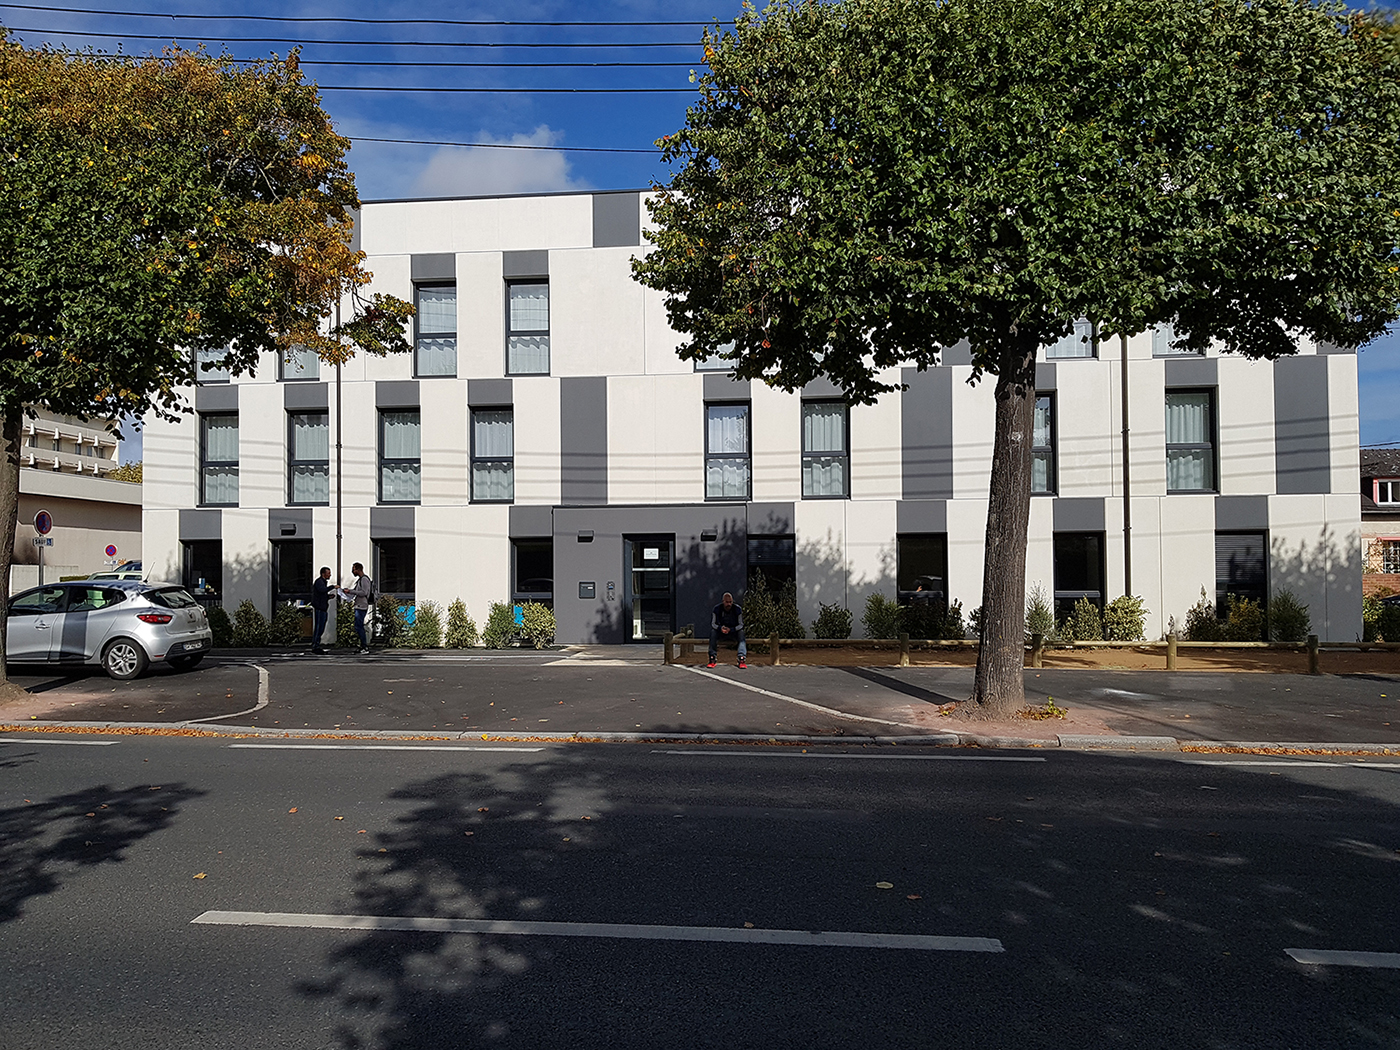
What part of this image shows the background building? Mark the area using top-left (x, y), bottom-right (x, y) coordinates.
top-left (141, 190), bottom-right (1363, 642)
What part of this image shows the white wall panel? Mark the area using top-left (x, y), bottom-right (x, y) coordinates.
top-left (456, 252), bottom-right (506, 380)
top-left (606, 375), bottom-right (704, 504)
top-left (416, 505), bottom-right (510, 618)
top-left (642, 282), bottom-right (689, 375)
top-left (845, 500), bottom-right (897, 616)
top-left (142, 508), bottom-right (181, 585)
top-left (751, 385), bottom-right (800, 502)
top-left (420, 378), bottom-right (467, 505)
top-left (221, 508), bottom-right (271, 615)
top-left (513, 377), bottom-right (561, 505)
top-left (794, 499), bottom-right (846, 627)
top-left (237, 384), bottom-right (285, 510)
top-left (1056, 360), bottom-right (1116, 496)
top-left (850, 382), bottom-right (901, 502)
top-left (551, 247), bottom-right (647, 378)
top-left (1127, 358), bottom-right (1167, 496)
top-left (1156, 495), bottom-right (1216, 628)
top-left (947, 498), bottom-right (988, 615)
top-left (1328, 354), bottom-right (1360, 499)
top-left (142, 411), bottom-right (197, 512)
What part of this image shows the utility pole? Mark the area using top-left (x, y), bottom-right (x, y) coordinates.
top-left (1120, 331), bottom-right (1132, 597)
top-left (335, 299), bottom-right (343, 587)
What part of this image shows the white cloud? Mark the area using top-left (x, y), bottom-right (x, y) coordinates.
top-left (408, 126), bottom-right (590, 198)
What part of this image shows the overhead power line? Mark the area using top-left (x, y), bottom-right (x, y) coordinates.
top-left (320, 85), bottom-right (690, 94)
top-left (231, 59), bottom-right (693, 69)
top-left (0, 3), bottom-right (718, 27)
top-left (350, 136), bottom-right (657, 155)
top-left (2, 26), bottom-right (702, 48)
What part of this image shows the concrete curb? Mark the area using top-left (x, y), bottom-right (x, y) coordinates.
top-left (1057, 734), bottom-right (1181, 750)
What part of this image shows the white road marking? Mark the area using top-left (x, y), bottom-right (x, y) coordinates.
top-left (1285, 948), bottom-right (1400, 968)
top-left (682, 666), bottom-right (925, 729)
top-left (191, 910), bottom-right (1003, 952)
top-left (656, 749), bottom-right (1045, 762)
top-left (0, 736), bottom-right (118, 745)
top-left (185, 664), bottom-right (270, 725)
top-left (1180, 760), bottom-right (1400, 769)
top-left (227, 744), bottom-right (544, 752)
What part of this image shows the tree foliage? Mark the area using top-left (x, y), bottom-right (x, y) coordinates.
top-left (635, 0), bottom-right (1400, 713)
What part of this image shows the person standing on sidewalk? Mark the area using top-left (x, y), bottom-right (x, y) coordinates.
top-left (340, 562), bottom-right (374, 654)
top-left (708, 592), bottom-right (747, 669)
top-left (310, 566), bottom-right (332, 654)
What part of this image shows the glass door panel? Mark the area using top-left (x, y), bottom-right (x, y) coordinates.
top-left (625, 536), bottom-right (675, 641)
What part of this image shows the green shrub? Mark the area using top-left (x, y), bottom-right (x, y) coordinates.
top-left (207, 605), bottom-right (233, 648)
top-left (519, 602), bottom-right (556, 649)
top-left (940, 598), bottom-right (967, 640)
top-left (268, 602), bottom-right (302, 646)
top-left (482, 601), bottom-right (517, 649)
top-left (374, 595), bottom-right (405, 647)
top-left (812, 602), bottom-right (853, 639)
top-left (968, 604), bottom-right (983, 640)
top-left (903, 598), bottom-right (966, 640)
top-left (404, 600), bottom-right (444, 648)
top-left (231, 600), bottom-right (268, 648)
top-left (1103, 595), bottom-right (1148, 641)
top-left (1024, 583), bottom-right (1056, 642)
top-left (1184, 587), bottom-right (1224, 641)
top-left (742, 572), bottom-right (805, 643)
top-left (1223, 594), bottom-right (1264, 642)
top-left (1380, 603), bottom-right (1400, 643)
top-left (444, 599), bottom-right (479, 648)
top-left (861, 592), bottom-right (903, 639)
top-left (1268, 590), bottom-right (1311, 643)
top-left (336, 600), bottom-right (357, 648)
top-left (1061, 597), bottom-right (1103, 643)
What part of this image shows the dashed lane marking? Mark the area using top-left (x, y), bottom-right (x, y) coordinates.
top-left (655, 749), bottom-right (1045, 762)
top-left (1286, 949), bottom-right (1400, 969)
top-left (191, 910), bottom-right (1003, 953)
top-left (0, 737), bottom-right (118, 745)
top-left (1180, 760), bottom-right (1400, 769)
top-left (227, 744), bottom-right (545, 752)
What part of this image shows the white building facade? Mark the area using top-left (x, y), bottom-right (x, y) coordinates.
top-left (141, 189), bottom-right (1363, 643)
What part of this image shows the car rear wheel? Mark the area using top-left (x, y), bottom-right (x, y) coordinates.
top-left (168, 654), bottom-right (204, 672)
top-left (102, 638), bottom-right (148, 680)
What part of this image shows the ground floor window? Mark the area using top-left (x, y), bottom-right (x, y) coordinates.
top-left (1053, 532), bottom-right (1104, 620)
top-left (1379, 539), bottom-right (1400, 575)
top-left (182, 540), bottom-right (222, 602)
top-left (747, 535), bottom-right (796, 590)
top-left (271, 540), bottom-right (314, 607)
top-left (513, 539), bottom-right (553, 606)
top-left (374, 538), bottom-right (416, 601)
top-left (1216, 532), bottom-right (1266, 612)
top-left (896, 534), bottom-right (948, 603)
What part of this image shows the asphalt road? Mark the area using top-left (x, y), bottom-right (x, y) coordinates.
top-left (1, 735), bottom-right (1397, 1048)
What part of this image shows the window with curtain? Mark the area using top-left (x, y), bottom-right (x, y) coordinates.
top-left (1166, 390), bottom-right (1215, 492)
top-left (1215, 532), bottom-right (1267, 613)
top-left (200, 413), bottom-right (238, 505)
top-left (1045, 318), bottom-right (1095, 359)
top-left (415, 283), bottom-right (457, 377)
top-left (507, 281), bottom-right (549, 374)
top-left (280, 344), bottom-right (319, 380)
top-left (379, 409), bottom-right (421, 503)
top-left (1032, 393), bottom-right (1055, 495)
top-left (695, 341), bottom-right (736, 371)
top-left (705, 402), bottom-right (750, 500)
top-left (196, 346), bottom-right (231, 383)
top-left (471, 407), bottom-right (514, 502)
top-left (1152, 322), bottom-right (1201, 357)
top-left (802, 400), bottom-right (849, 498)
top-left (288, 412), bottom-right (330, 505)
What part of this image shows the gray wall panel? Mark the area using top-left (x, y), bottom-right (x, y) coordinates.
top-left (1215, 495), bottom-right (1270, 531)
top-left (509, 505), bottom-right (554, 538)
top-left (375, 380), bottom-right (420, 409)
top-left (560, 377), bottom-right (608, 505)
top-left (901, 366), bottom-right (954, 500)
top-left (268, 508), bottom-right (313, 540)
top-left (1036, 363), bottom-right (1057, 389)
top-left (179, 508), bottom-right (221, 541)
top-left (468, 379), bottom-right (513, 406)
top-left (410, 253), bottom-right (455, 281)
top-left (1163, 356), bottom-right (1217, 387)
top-left (940, 340), bottom-right (973, 367)
top-left (370, 507), bottom-right (415, 539)
top-left (801, 375), bottom-right (842, 399)
top-left (1053, 497), bottom-right (1106, 532)
top-left (703, 373), bottom-right (751, 400)
top-left (348, 208), bottom-right (360, 254)
top-left (195, 384), bottom-right (238, 413)
top-left (284, 382), bottom-right (329, 411)
top-left (1274, 356), bottom-right (1331, 494)
top-left (503, 250), bottom-right (549, 278)
top-left (897, 500), bottom-right (948, 534)
top-left (592, 192), bottom-right (642, 248)
top-left (746, 502), bottom-right (794, 535)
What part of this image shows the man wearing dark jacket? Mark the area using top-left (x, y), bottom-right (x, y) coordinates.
top-left (310, 566), bottom-right (332, 654)
top-left (708, 592), bottom-right (746, 669)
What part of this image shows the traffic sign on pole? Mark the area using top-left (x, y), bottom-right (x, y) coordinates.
top-left (105, 544), bottom-right (118, 558)
top-left (33, 509), bottom-right (52, 536)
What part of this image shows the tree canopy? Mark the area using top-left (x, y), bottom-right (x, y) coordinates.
top-left (634, 0), bottom-right (1400, 713)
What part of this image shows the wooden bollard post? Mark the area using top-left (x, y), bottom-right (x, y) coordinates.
top-left (1308, 634), bottom-right (1320, 675)
top-left (770, 633), bottom-right (781, 666)
top-left (1166, 632), bottom-right (1177, 671)
top-left (1031, 632), bottom-right (1044, 669)
top-left (899, 632), bottom-right (910, 667)
top-left (663, 631), bottom-right (674, 665)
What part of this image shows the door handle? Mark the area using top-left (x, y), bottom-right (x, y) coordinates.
top-left (35, 622), bottom-right (51, 629)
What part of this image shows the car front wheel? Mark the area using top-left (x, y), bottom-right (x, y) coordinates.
top-left (102, 639), bottom-right (149, 680)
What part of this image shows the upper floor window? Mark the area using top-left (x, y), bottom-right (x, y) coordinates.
top-left (415, 283), bottom-right (457, 377)
top-left (288, 411), bottom-right (330, 505)
top-left (802, 400), bottom-right (849, 498)
top-left (1166, 389), bottom-right (1216, 493)
top-left (1032, 393), bottom-right (1056, 495)
top-left (196, 346), bottom-right (231, 384)
top-left (1152, 322), bottom-right (1202, 357)
top-left (379, 409), bottom-right (421, 504)
top-left (695, 341), bottom-right (737, 371)
top-left (1045, 318), bottom-right (1095, 359)
top-left (1382, 539), bottom-right (1400, 574)
top-left (1376, 480), bottom-right (1400, 505)
top-left (200, 413), bottom-right (239, 506)
top-left (507, 281), bottom-right (549, 375)
top-left (280, 344), bottom-right (319, 381)
top-left (705, 402), bottom-right (751, 500)
top-left (471, 407), bottom-right (514, 502)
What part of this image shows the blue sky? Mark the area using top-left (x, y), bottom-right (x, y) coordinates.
top-left (3, 0), bottom-right (1399, 454)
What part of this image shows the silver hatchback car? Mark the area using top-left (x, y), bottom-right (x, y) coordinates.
top-left (6, 580), bottom-right (213, 680)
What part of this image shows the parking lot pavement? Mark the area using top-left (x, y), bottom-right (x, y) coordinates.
top-left (4, 659), bottom-right (260, 724)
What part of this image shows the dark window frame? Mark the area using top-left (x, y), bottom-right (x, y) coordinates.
top-left (1032, 392), bottom-right (1056, 496)
top-left (801, 399), bottom-right (851, 500)
top-left (374, 537), bottom-right (416, 601)
top-left (278, 344), bottom-right (320, 382)
top-left (512, 538), bottom-right (554, 605)
top-left (896, 533), bottom-right (949, 604)
top-left (1053, 531), bottom-right (1106, 620)
top-left (196, 346), bottom-right (232, 385)
top-left (505, 279), bottom-right (550, 376)
top-left (199, 412), bottom-right (239, 507)
top-left (704, 400), bottom-right (752, 502)
top-left (1045, 318), bottom-right (1097, 360)
top-left (270, 539), bottom-right (315, 608)
top-left (747, 535), bottom-right (797, 590)
top-left (287, 410), bottom-right (330, 507)
top-left (377, 408), bottom-right (422, 505)
top-left (1165, 387), bottom-right (1218, 494)
top-left (470, 405), bottom-right (515, 504)
top-left (1215, 530), bottom-right (1268, 615)
top-left (414, 281), bottom-right (458, 378)
top-left (182, 539), bottom-right (223, 603)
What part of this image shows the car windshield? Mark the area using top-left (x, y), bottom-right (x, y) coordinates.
top-left (146, 587), bottom-right (199, 610)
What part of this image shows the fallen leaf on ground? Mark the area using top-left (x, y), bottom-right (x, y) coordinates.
top-left (876, 881), bottom-right (894, 889)
top-left (334, 816), bottom-right (344, 821)
top-left (288, 807), bottom-right (298, 813)
top-left (193, 872), bottom-right (207, 879)
top-left (743, 922), bottom-right (755, 929)
top-left (477, 807), bottom-right (489, 813)
top-left (464, 831), bottom-right (474, 836)
top-left (907, 895), bottom-right (922, 901)
top-left (357, 829), bottom-right (367, 834)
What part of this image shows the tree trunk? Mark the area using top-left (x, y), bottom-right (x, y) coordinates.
top-left (0, 409), bottom-right (21, 688)
top-left (971, 338), bottom-right (1039, 716)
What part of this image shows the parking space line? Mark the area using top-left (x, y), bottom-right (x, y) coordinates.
top-left (682, 666), bottom-right (923, 729)
top-left (0, 737), bottom-right (118, 745)
top-left (185, 664), bottom-right (270, 725)
top-left (227, 744), bottom-right (544, 752)
top-left (191, 909), bottom-right (1003, 952)
top-left (1286, 948), bottom-right (1400, 968)
top-left (655, 750), bottom-right (1045, 762)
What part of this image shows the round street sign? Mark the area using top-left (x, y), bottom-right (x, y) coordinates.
top-left (105, 544), bottom-right (118, 558)
top-left (33, 510), bottom-right (53, 536)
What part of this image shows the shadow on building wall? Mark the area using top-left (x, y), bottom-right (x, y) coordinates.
top-left (796, 529), bottom-right (897, 631)
top-left (1271, 526), bottom-right (1362, 641)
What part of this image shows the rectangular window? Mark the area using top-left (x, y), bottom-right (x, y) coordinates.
top-left (1166, 389), bottom-right (1216, 493)
top-left (1032, 393), bottom-right (1055, 495)
top-left (897, 534), bottom-right (948, 603)
top-left (1046, 318), bottom-right (1095, 359)
top-left (1216, 532), bottom-right (1267, 613)
top-left (196, 346), bottom-right (231, 384)
top-left (1053, 532), bottom-right (1104, 620)
top-left (802, 400), bottom-right (849, 498)
top-left (513, 539), bottom-right (553, 605)
top-left (200, 413), bottom-right (239, 506)
top-left (507, 281), bottom-right (550, 375)
top-left (471, 407), bottom-right (514, 502)
top-left (280, 344), bottom-right (319, 381)
top-left (374, 538), bottom-right (416, 599)
top-left (747, 535), bottom-right (796, 590)
top-left (1383, 539), bottom-right (1400, 574)
top-left (415, 283), bottom-right (457, 377)
top-left (182, 540), bottom-right (222, 600)
top-left (1377, 480), bottom-right (1400, 505)
top-left (695, 341), bottom-right (736, 371)
top-left (1152, 322), bottom-right (1201, 357)
top-left (288, 412), bottom-right (330, 505)
top-left (378, 409), bottom-right (421, 504)
top-left (705, 402), bottom-right (751, 500)
top-left (271, 539), bottom-right (314, 606)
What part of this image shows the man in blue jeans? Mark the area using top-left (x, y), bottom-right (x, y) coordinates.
top-left (309, 566), bottom-right (332, 654)
top-left (341, 562), bottom-right (374, 654)
top-left (708, 592), bottom-right (746, 669)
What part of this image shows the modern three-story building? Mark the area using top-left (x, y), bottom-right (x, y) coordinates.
top-left (141, 189), bottom-right (1363, 643)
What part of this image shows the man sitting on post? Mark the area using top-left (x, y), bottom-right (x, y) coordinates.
top-left (708, 591), bottom-right (747, 669)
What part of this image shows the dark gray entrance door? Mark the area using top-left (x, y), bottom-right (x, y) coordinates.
top-left (623, 536), bottom-right (675, 641)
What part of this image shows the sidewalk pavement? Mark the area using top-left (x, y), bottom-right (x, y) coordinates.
top-left (1, 647), bottom-right (1398, 754)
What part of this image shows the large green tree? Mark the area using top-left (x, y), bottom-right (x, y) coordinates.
top-left (0, 34), bottom-right (413, 689)
top-left (634, 0), bottom-right (1400, 715)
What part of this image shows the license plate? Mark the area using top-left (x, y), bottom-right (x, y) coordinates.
top-left (184, 640), bottom-right (207, 651)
